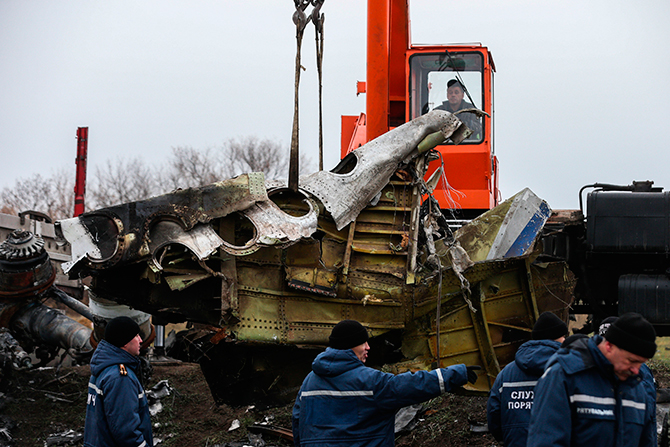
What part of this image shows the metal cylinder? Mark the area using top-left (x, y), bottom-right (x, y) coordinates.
top-left (155, 325), bottom-right (165, 348)
top-left (48, 286), bottom-right (98, 324)
top-left (10, 302), bottom-right (93, 356)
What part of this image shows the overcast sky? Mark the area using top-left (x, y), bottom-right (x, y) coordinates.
top-left (1, 0), bottom-right (669, 210)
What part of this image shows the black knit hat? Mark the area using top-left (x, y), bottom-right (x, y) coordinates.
top-left (532, 312), bottom-right (568, 340)
top-left (104, 316), bottom-right (141, 348)
top-left (598, 316), bottom-right (618, 336)
top-left (329, 320), bottom-right (369, 350)
top-left (604, 312), bottom-right (656, 358)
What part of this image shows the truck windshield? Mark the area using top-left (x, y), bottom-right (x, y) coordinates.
top-left (409, 52), bottom-right (484, 143)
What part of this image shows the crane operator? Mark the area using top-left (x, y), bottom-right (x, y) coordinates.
top-left (435, 79), bottom-right (482, 137)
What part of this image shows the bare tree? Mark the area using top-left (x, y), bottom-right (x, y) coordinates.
top-left (88, 157), bottom-right (159, 209)
top-left (160, 138), bottom-right (315, 191)
top-left (0, 168), bottom-right (74, 220)
top-left (159, 146), bottom-right (222, 191)
top-left (50, 167), bottom-right (76, 218)
top-left (0, 136), bottom-right (316, 219)
top-left (220, 137), bottom-right (314, 181)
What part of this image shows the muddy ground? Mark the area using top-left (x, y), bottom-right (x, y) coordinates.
top-left (4, 359), bottom-right (670, 447)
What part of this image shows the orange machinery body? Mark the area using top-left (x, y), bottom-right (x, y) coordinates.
top-left (341, 0), bottom-right (499, 216)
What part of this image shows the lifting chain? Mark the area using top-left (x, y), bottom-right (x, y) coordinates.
top-left (312, 1), bottom-right (325, 171)
top-left (289, 0), bottom-right (325, 191)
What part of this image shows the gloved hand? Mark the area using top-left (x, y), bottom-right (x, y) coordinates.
top-left (466, 365), bottom-right (482, 384)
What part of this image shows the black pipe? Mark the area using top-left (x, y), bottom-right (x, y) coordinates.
top-left (48, 286), bottom-right (103, 325)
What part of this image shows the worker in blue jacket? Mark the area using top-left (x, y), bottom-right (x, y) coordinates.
top-left (597, 316), bottom-right (657, 445)
top-left (527, 312), bottom-right (657, 447)
top-left (487, 311), bottom-right (568, 447)
top-left (292, 319), bottom-right (479, 446)
top-left (84, 316), bottom-right (153, 447)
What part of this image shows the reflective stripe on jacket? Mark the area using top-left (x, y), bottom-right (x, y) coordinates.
top-left (84, 340), bottom-right (153, 447)
top-left (292, 347), bottom-right (468, 446)
top-left (487, 339), bottom-right (561, 447)
top-left (527, 336), bottom-right (655, 447)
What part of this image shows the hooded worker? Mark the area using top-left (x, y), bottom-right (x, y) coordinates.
top-left (292, 319), bottom-right (479, 446)
top-left (527, 312), bottom-right (657, 447)
top-left (84, 316), bottom-right (153, 447)
top-left (487, 311), bottom-right (568, 447)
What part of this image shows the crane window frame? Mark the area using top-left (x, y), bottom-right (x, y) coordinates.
top-left (409, 51), bottom-right (485, 143)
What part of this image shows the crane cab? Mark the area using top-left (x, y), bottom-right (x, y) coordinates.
top-left (408, 46), bottom-right (497, 217)
top-left (341, 0), bottom-right (498, 218)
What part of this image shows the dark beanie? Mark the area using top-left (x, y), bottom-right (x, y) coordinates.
top-left (105, 316), bottom-right (141, 348)
top-left (532, 312), bottom-right (568, 340)
top-left (604, 312), bottom-right (656, 358)
top-left (329, 320), bottom-right (369, 350)
top-left (598, 316), bottom-right (618, 336)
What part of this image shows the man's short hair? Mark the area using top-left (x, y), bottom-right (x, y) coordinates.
top-left (447, 79), bottom-right (464, 90)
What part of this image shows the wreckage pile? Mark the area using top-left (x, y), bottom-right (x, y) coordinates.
top-left (0, 110), bottom-right (578, 443)
top-left (48, 110), bottom-right (574, 406)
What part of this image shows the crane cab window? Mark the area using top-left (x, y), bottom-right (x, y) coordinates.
top-left (409, 52), bottom-right (484, 143)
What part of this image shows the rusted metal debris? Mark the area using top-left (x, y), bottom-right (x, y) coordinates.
top-left (0, 228), bottom-right (93, 369)
top-left (2, 110), bottom-right (574, 406)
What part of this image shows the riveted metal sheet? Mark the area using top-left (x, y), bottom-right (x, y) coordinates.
top-left (351, 233), bottom-right (409, 255)
top-left (285, 266), bottom-right (337, 295)
top-left (147, 221), bottom-right (224, 269)
top-left (237, 245), bottom-right (283, 266)
top-left (320, 238), bottom-right (346, 268)
top-left (345, 270), bottom-right (407, 303)
top-left (355, 211), bottom-right (410, 233)
top-left (234, 290), bottom-right (284, 343)
top-left (219, 196), bottom-right (318, 256)
top-left (200, 173), bottom-right (268, 218)
top-left (349, 254), bottom-right (407, 279)
top-left (285, 239), bottom-right (321, 267)
top-left (300, 110), bottom-right (462, 230)
top-left (398, 255), bottom-right (574, 391)
top-left (281, 296), bottom-right (405, 345)
top-left (59, 173), bottom-right (269, 273)
top-left (236, 264), bottom-right (285, 293)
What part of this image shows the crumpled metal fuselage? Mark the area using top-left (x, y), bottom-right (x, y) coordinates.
top-left (55, 110), bottom-right (574, 402)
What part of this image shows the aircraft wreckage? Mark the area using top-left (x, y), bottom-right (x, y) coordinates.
top-left (0, 110), bottom-right (574, 406)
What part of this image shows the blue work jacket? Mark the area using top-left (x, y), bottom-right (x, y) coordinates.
top-left (292, 347), bottom-right (468, 446)
top-left (527, 336), bottom-right (655, 447)
top-left (487, 339), bottom-right (561, 447)
top-left (84, 340), bottom-right (153, 447)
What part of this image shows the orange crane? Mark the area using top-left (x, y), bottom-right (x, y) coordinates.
top-left (341, 0), bottom-right (498, 218)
